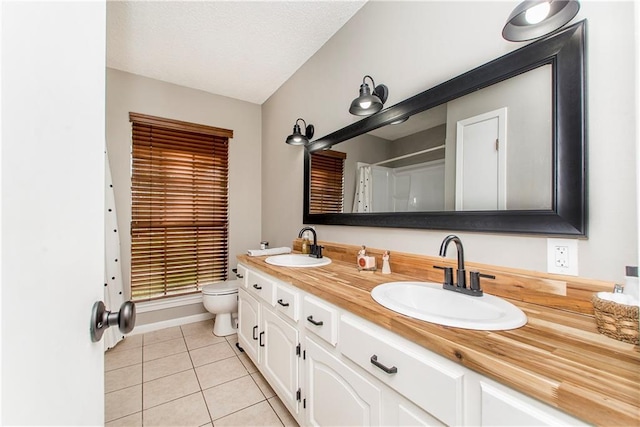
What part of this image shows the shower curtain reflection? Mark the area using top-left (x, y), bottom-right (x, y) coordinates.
top-left (353, 163), bottom-right (372, 213)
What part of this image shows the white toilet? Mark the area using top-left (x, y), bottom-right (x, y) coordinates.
top-left (202, 280), bottom-right (241, 336)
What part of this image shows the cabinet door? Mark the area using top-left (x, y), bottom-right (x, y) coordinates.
top-left (384, 394), bottom-right (445, 427)
top-left (262, 306), bottom-right (300, 415)
top-left (305, 337), bottom-right (383, 426)
top-left (238, 288), bottom-right (261, 364)
top-left (479, 381), bottom-right (588, 426)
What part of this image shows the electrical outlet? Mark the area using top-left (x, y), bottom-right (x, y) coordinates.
top-left (555, 246), bottom-right (569, 268)
top-left (547, 238), bottom-right (578, 276)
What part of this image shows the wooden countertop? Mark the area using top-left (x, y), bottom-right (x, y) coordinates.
top-left (237, 252), bottom-right (640, 426)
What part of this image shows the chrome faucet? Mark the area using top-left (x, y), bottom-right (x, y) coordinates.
top-left (435, 234), bottom-right (493, 297)
top-left (298, 227), bottom-right (323, 258)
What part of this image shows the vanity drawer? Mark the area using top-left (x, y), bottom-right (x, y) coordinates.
top-left (236, 264), bottom-right (249, 288)
top-left (246, 268), bottom-right (275, 306)
top-left (340, 315), bottom-right (465, 426)
top-left (275, 284), bottom-right (299, 322)
top-left (303, 296), bottom-right (338, 346)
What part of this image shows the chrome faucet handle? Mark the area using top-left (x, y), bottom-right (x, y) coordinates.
top-left (433, 265), bottom-right (454, 287)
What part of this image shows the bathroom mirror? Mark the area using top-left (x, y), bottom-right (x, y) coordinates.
top-left (303, 21), bottom-right (586, 236)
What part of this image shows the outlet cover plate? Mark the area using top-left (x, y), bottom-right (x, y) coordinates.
top-left (547, 238), bottom-right (578, 276)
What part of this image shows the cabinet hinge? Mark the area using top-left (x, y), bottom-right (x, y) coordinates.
top-left (296, 343), bottom-right (301, 357)
top-left (296, 388), bottom-right (302, 402)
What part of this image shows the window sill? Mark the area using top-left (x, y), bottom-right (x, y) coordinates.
top-left (135, 293), bottom-right (203, 313)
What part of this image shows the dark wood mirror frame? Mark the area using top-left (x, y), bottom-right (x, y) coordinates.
top-left (303, 21), bottom-right (586, 236)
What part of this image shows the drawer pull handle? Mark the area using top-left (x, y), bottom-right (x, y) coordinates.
top-left (252, 325), bottom-right (258, 340)
top-left (306, 315), bottom-right (324, 326)
top-left (259, 331), bottom-right (265, 347)
top-left (370, 355), bottom-right (398, 374)
top-left (277, 299), bottom-right (290, 307)
top-left (253, 284), bottom-right (262, 290)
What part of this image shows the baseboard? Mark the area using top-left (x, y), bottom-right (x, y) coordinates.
top-left (130, 312), bottom-right (214, 335)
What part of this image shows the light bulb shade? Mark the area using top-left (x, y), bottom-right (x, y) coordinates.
top-left (502, 0), bottom-right (580, 42)
top-left (349, 76), bottom-right (389, 116)
top-left (285, 119), bottom-right (314, 146)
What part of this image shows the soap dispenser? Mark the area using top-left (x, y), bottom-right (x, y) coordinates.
top-left (301, 232), bottom-right (310, 254)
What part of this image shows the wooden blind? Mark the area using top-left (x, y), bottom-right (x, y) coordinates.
top-left (309, 150), bottom-right (346, 214)
top-left (129, 113), bottom-right (232, 301)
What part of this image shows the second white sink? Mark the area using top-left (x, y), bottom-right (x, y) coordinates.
top-left (265, 254), bottom-right (332, 268)
top-left (371, 281), bottom-right (527, 330)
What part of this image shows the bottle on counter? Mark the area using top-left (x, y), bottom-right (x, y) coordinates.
top-left (301, 232), bottom-right (310, 254)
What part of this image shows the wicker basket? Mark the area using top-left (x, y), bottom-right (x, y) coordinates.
top-left (592, 293), bottom-right (639, 345)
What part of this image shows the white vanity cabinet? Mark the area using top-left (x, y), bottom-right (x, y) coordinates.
top-left (237, 271), bottom-right (302, 416)
top-left (237, 263), bottom-right (588, 427)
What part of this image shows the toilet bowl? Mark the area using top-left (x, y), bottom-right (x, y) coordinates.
top-left (202, 280), bottom-right (241, 336)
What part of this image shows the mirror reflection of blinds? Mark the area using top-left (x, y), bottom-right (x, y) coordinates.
top-left (129, 113), bottom-right (232, 302)
top-left (310, 150), bottom-right (346, 214)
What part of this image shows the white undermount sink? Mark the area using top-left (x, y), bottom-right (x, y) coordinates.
top-left (265, 254), bottom-right (332, 268)
top-left (371, 281), bottom-right (527, 330)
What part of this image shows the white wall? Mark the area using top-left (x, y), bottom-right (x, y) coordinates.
top-left (106, 69), bottom-right (262, 299)
top-left (262, 1), bottom-right (638, 283)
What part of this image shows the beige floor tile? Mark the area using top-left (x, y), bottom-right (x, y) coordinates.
top-left (106, 347), bottom-right (143, 372)
top-left (180, 319), bottom-right (214, 337)
top-left (105, 384), bottom-right (142, 422)
top-left (268, 396), bottom-right (299, 427)
top-left (238, 352), bottom-right (258, 374)
top-left (214, 401), bottom-right (283, 427)
top-left (142, 337), bottom-right (187, 362)
top-left (189, 341), bottom-right (236, 367)
top-left (202, 375), bottom-right (265, 420)
top-left (143, 326), bottom-right (183, 346)
top-left (143, 351), bottom-right (193, 382)
top-left (109, 335), bottom-right (143, 352)
top-left (251, 372), bottom-right (276, 399)
top-left (106, 363), bottom-right (142, 393)
top-left (105, 411), bottom-right (142, 427)
top-left (184, 331), bottom-right (227, 350)
top-left (195, 357), bottom-right (248, 390)
top-left (142, 392), bottom-right (210, 427)
top-left (143, 369), bottom-right (201, 410)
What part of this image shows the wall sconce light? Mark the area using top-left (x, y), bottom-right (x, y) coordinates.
top-left (349, 75), bottom-right (389, 116)
top-left (502, 0), bottom-right (580, 42)
top-left (286, 118), bottom-right (314, 146)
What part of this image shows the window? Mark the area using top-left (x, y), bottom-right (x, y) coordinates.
top-left (129, 113), bottom-right (233, 301)
top-left (309, 150), bottom-right (346, 214)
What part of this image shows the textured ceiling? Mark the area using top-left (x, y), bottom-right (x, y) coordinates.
top-left (107, 1), bottom-right (367, 104)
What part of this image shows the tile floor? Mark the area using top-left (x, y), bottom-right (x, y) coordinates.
top-left (105, 319), bottom-right (299, 427)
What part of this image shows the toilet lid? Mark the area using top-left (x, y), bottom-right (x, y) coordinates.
top-left (202, 280), bottom-right (240, 295)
